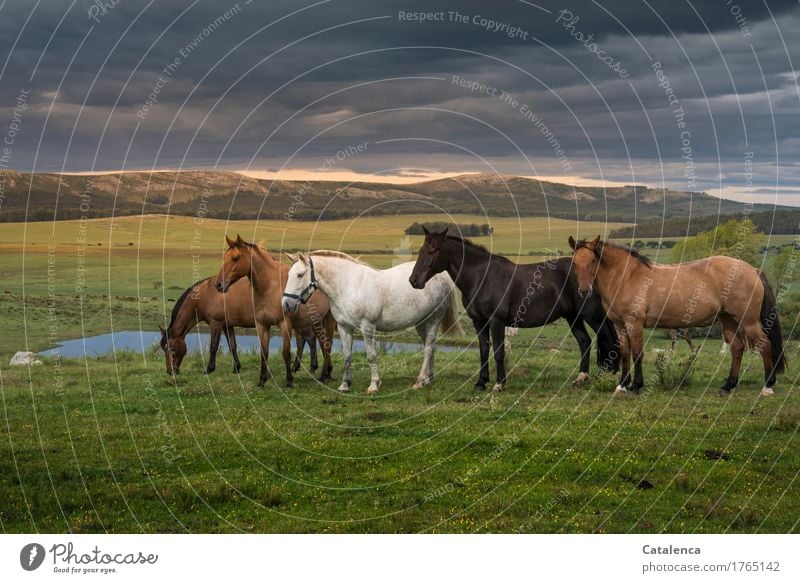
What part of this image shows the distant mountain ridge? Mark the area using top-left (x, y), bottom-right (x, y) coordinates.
top-left (0, 169), bottom-right (786, 223)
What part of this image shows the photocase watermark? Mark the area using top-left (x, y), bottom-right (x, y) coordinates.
top-left (190, 176), bottom-right (214, 288)
top-left (87, 0), bottom-right (121, 23)
top-left (652, 61), bottom-right (695, 191)
top-left (398, 10), bottom-right (529, 40)
top-left (555, 9), bottom-right (629, 78)
top-left (514, 488), bottom-right (570, 533)
top-left (136, 3), bottom-right (245, 120)
top-left (423, 433), bottom-right (519, 502)
top-left (283, 141), bottom-right (369, 220)
top-left (0, 88), bottom-right (30, 214)
top-left (723, 0), bottom-right (752, 37)
top-left (75, 180), bottom-right (93, 295)
top-left (143, 374), bottom-right (181, 464)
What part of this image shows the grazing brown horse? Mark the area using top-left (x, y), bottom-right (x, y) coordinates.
top-left (214, 235), bottom-right (336, 388)
top-left (569, 236), bottom-right (785, 397)
top-left (159, 277), bottom-right (320, 375)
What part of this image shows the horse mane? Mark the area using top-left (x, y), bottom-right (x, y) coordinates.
top-left (310, 250), bottom-right (377, 269)
top-left (576, 239), bottom-right (653, 268)
top-left (445, 235), bottom-right (511, 263)
top-left (169, 277), bottom-right (208, 327)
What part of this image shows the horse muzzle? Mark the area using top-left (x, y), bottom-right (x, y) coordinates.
top-left (282, 297), bottom-right (300, 313)
top-left (215, 280), bottom-right (228, 293)
top-left (409, 274), bottom-right (425, 289)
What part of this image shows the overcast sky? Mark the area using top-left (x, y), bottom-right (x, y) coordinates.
top-left (1, 0), bottom-right (799, 202)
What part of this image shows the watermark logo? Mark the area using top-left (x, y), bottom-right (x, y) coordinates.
top-left (20, 543), bottom-right (46, 571)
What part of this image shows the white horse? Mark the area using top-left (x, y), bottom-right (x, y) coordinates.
top-left (282, 251), bottom-right (462, 394)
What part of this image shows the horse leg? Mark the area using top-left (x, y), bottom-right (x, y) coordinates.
top-left (292, 331), bottom-right (304, 373)
top-left (670, 329), bottom-right (678, 353)
top-left (614, 321), bottom-right (631, 394)
top-left (718, 314), bottom-right (743, 394)
top-left (628, 323), bottom-right (645, 394)
top-left (309, 335), bottom-right (319, 372)
top-left (281, 321), bottom-right (294, 389)
top-left (489, 318), bottom-right (506, 391)
top-left (472, 317), bottom-right (491, 391)
top-left (256, 322), bottom-right (270, 388)
top-left (317, 315), bottom-right (335, 382)
top-left (224, 326), bottom-right (241, 373)
top-left (569, 317), bottom-right (591, 386)
top-left (684, 330), bottom-right (695, 352)
top-left (745, 321), bottom-right (776, 397)
top-left (413, 321), bottom-right (436, 389)
top-left (206, 325), bottom-right (222, 374)
top-left (361, 324), bottom-right (381, 394)
top-left (337, 325), bottom-right (354, 392)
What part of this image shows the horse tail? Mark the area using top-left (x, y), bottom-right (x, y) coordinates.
top-left (441, 285), bottom-right (464, 337)
top-left (759, 271), bottom-right (786, 375)
top-left (597, 315), bottom-right (621, 372)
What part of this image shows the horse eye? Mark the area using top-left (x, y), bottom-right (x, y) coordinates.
top-left (297, 272), bottom-right (303, 278)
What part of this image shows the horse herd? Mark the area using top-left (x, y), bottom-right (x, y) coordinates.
top-left (160, 229), bottom-right (786, 397)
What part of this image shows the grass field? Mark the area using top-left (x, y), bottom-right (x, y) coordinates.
top-left (1, 338), bottom-right (798, 533)
top-left (0, 214), bottom-right (625, 354)
top-left (1, 214), bottom-right (798, 534)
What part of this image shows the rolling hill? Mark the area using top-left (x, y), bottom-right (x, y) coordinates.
top-left (0, 169), bottom-right (785, 223)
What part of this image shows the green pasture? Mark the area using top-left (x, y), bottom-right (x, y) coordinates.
top-left (0, 337), bottom-right (798, 533)
top-left (0, 214), bottom-right (625, 354)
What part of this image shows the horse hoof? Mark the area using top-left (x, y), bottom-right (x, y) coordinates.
top-left (760, 386), bottom-right (775, 397)
top-left (614, 385), bottom-right (628, 395)
top-left (572, 372), bottom-right (589, 387)
top-left (491, 383), bottom-right (505, 392)
top-left (474, 383), bottom-right (486, 391)
top-left (206, 367), bottom-right (215, 374)
top-left (337, 384), bottom-right (350, 392)
top-left (367, 386), bottom-right (379, 394)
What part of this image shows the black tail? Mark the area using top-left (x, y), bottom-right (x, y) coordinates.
top-left (759, 271), bottom-right (786, 375)
top-left (596, 315), bottom-right (621, 373)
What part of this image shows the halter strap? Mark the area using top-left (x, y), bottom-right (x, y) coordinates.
top-left (282, 256), bottom-right (317, 304)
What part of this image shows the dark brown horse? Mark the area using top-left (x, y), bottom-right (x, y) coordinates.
top-left (214, 235), bottom-right (336, 388)
top-left (159, 277), bottom-right (320, 375)
top-left (409, 228), bottom-right (619, 391)
top-left (569, 236), bottom-right (785, 396)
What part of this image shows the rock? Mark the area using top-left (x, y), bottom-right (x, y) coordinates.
top-left (9, 351), bottom-right (42, 366)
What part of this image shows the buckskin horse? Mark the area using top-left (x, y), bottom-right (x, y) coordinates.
top-left (214, 235), bottom-right (336, 388)
top-left (408, 227), bottom-right (619, 391)
top-left (159, 276), bottom-right (320, 375)
top-left (569, 236), bottom-right (785, 396)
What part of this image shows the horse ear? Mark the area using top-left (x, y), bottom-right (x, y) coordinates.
top-left (441, 227), bottom-right (448, 238)
top-left (287, 253), bottom-right (299, 264)
top-left (568, 235), bottom-right (576, 250)
top-left (592, 235), bottom-right (601, 246)
top-left (236, 234), bottom-right (244, 245)
top-left (422, 225), bottom-right (430, 236)
top-left (298, 252), bottom-right (309, 264)
top-left (158, 325), bottom-right (166, 335)
top-left (225, 235), bottom-right (235, 248)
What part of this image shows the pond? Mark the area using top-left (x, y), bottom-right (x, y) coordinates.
top-left (39, 330), bottom-right (472, 359)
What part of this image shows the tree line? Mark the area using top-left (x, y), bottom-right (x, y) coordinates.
top-left (610, 209), bottom-right (800, 238)
top-left (404, 222), bottom-right (493, 237)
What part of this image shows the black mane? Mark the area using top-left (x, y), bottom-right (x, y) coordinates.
top-left (446, 235), bottom-right (512, 263)
top-left (576, 239), bottom-right (652, 268)
top-left (169, 278), bottom-right (208, 327)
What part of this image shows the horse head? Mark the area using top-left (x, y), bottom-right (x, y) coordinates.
top-left (282, 252), bottom-right (316, 314)
top-left (568, 235), bottom-right (602, 297)
top-left (159, 324), bottom-right (187, 374)
top-left (215, 234), bottom-right (256, 293)
top-left (409, 226), bottom-right (449, 289)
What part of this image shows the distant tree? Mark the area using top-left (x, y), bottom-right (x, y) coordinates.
top-left (669, 218), bottom-right (765, 266)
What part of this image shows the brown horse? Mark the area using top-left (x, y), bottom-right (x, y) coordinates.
top-left (569, 236), bottom-right (785, 397)
top-left (159, 277), bottom-right (320, 375)
top-left (214, 235), bottom-right (336, 388)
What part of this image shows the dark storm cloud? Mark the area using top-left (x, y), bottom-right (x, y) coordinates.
top-left (0, 0), bottom-right (799, 199)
